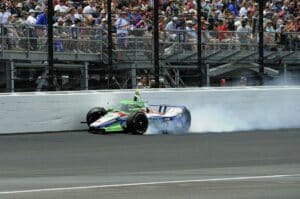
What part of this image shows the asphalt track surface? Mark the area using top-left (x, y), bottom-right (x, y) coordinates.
top-left (0, 130), bottom-right (300, 199)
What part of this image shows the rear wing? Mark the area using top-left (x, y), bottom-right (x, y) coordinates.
top-left (148, 104), bottom-right (187, 114)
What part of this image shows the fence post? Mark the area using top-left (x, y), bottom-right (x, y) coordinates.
top-left (131, 64), bottom-right (137, 89)
top-left (153, 0), bottom-right (160, 88)
top-left (27, 25), bottom-right (31, 58)
top-left (100, 28), bottom-right (103, 60)
top-left (10, 60), bottom-right (14, 92)
top-left (258, 0), bottom-right (264, 85)
top-left (196, 0), bottom-right (206, 87)
top-left (107, 0), bottom-right (113, 89)
top-left (47, 0), bottom-right (55, 91)
top-left (206, 64), bottom-right (210, 86)
top-left (1, 24), bottom-right (4, 57)
top-left (84, 62), bottom-right (89, 90)
top-left (283, 63), bottom-right (287, 85)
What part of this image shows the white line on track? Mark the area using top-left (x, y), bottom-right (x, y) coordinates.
top-left (0, 174), bottom-right (299, 195)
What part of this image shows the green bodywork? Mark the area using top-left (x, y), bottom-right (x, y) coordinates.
top-left (104, 122), bottom-right (124, 132)
top-left (107, 99), bottom-right (146, 113)
top-left (99, 99), bottom-right (146, 132)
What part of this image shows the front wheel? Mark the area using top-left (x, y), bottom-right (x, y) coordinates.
top-left (86, 107), bottom-right (107, 126)
top-left (126, 111), bottom-right (148, 135)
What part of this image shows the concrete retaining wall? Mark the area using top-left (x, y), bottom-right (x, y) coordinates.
top-left (1, 87), bottom-right (300, 134)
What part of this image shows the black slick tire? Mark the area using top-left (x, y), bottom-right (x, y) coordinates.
top-left (126, 111), bottom-right (148, 135)
top-left (86, 107), bottom-right (107, 126)
top-left (178, 108), bottom-right (191, 133)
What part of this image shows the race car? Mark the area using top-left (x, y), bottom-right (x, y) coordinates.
top-left (86, 97), bottom-right (191, 135)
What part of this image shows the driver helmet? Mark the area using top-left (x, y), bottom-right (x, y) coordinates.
top-left (134, 90), bottom-right (141, 101)
top-left (135, 89), bottom-right (140, 96)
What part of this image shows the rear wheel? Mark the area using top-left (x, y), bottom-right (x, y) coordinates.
top-left (126, 111), bottom-right (148, 135)
top-left (86, 107), bottom-right (107, 126)
top-left (178, 108), bottom-right (191, 133)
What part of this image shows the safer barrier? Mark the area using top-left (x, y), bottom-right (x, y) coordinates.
top-left (0, 87), bottom-right (300, 134)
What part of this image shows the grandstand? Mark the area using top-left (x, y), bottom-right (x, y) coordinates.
top-left (0, 0), bottom-right (299, 91)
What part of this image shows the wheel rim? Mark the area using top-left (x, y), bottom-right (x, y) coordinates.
top-left (134, 114), bottom-right (148, 133)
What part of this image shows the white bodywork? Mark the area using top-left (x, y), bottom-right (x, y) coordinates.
top-left (90, 112), bottom-right (120, 128)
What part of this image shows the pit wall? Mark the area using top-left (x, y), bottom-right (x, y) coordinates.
top-left (1, 87), bottom-right (300, 134)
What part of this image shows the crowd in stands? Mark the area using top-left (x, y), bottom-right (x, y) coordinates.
top-left (0, 0), bottom-right (299, 53)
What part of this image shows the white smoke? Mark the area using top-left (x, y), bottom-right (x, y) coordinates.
top-left (190, 106), bottom-right (251, 133)
top-left (268, 72), bottom-right (300, 86)
top-left (188, 92), bottom-right (300, 133)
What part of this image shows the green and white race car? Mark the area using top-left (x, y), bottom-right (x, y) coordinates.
top-left (86, 96), bottom-right (191, 135)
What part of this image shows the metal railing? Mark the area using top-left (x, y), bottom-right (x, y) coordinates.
top-left (0, 23), bottom-right (299, 62)
top-left (0, 24), bottom-right (104, 55)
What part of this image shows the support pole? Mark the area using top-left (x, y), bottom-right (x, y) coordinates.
top-left (153, 0), bottom-right (160, 88)
top-left (107, 0), bottom-right (113, 89)
top-left (206, 64), bottom-right (210, 86)
top-left (5, 61), bottom-right (13, 92)
top-left (131, 64), bottom-right (137, 88)
top-left (196, 0), bottom-right (206, 86)
top-left (1, 24), bottom-right (4, 57)
top-left (47, 0), bottom-right (55, 91)
top-left (84, 62), bottom-right (89, 90)
top-left (283, 63), bottom-right (287, 85)
top-left (10, 60), bottom-right (14, 92)
top-left (258, 0), bottom-right (264, 85)
top-left (175, 69), bottom-right (179, 86)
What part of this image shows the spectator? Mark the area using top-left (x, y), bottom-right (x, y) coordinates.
top-left (251, 10), bottom-right (259, 35)
top-left (6, 15), bottom-right (21, 50)
top-left (228, 0), bottom-right (239, 16)
top-left (236, 19), bottom-right (252, 49)
top-left (115, 10), bottom-right (129, 61)
top-left (185, 20), bottom-right (196, 50)
top-left (35, 7), bottom-right (47, 50)
top-left (227, 12), bottom-right (236, 31)
top-left (1, 5), bottom-right (11, 24)
top-left (186, 20), bottom-right (196, 40)
top-left (36, 7), bottom-right (47, 25)
top-left (74, 6), bottom-right (84, 22)
top-left (129, 6), bottom-right (143, 27)
top-left (239, 1), bottom-right (249, 18)
top-left (247, 2), bottom-right (256, 17)
top-left (0, 5), bottom-right (5, 24)
top-left (54, 0), bottom-right (69, 13)
top-left (265, 19), bottom-right (275, 33)
top-left (83, 0), bottom-right (97, 16)
top-left (95, 8), bottom-right (106, 25)
top-left (296, 17), bottom-right (300, 32)
top-left (220, 78), bottom-right (226, 86)
top-left (26, 9), bottom-right (36, 25)
top-left (201, 19), bottom-right (213, 44)
top-left (202, 0), bottom-right (212, 14)
top-left (26, 9), bottom-right (38, 50)
top-left (137, 75), bottom-right (149, 88)
top-left (217, 19), bottom-right (229, 42)
top-left (13, 2), bottom-right (23, 18)
top-left (165, 16), bottom-right (178, 41)
top-left (207, 8), bottom-right (218, 30)
top-left (24, 0), bottom-right (37, 12)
